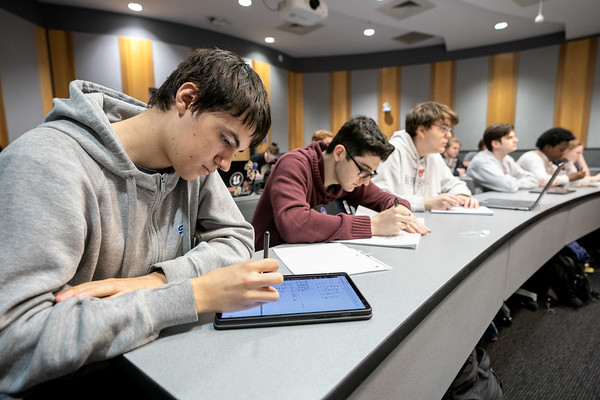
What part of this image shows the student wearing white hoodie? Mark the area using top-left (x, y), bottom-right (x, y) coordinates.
top-left (372, 102), bottom-right (478, 212)
top-left (0, 49), bottom-right (283, 397)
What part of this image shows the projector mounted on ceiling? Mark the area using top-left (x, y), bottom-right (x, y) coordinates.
top-left (278, 0), bottom-right (328, 26)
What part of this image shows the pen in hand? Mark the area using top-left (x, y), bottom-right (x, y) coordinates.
top-left (263, 231), bottom-right (270, 259)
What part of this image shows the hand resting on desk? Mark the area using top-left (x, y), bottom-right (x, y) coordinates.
top-left (56, 259), bottom-right (284, 314)
top-left (425, 193), bottom-right (479, 210)
top-left (371, 204), bottom-right (431, 236)
top-left (55, 271), bottom-right (168, 302)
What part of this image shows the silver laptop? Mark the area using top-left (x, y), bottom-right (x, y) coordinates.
top-left (529, 186), bottom-right (575, 194)
top-left (480, 163), bottom-right (565, 211)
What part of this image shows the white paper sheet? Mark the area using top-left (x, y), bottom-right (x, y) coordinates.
top-left (273, 243), bottom-right (392, 275)
top-left (430, 206), bottom-right (494, 215)
top-left (333, 205), bottom-right (422, 248)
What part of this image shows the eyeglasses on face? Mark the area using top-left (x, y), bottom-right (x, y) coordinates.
top-left (346, 150), bottom-right (377, 179)
top-left (432, 124), bottom-right (452, 134)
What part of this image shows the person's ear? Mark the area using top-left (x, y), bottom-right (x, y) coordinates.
top-left (175, 82), bottom-right (199, 116)
top-left (416, 125), bottom-right (427, 139)
top-left (333, 144), bottom-right (346, 162)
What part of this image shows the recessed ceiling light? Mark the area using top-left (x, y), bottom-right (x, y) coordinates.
top-left (265, 37), bottom-right (275, 43)
top-left (364, 28), bottom-right (375, 37)
top-left (495, 22), bottom-right (508, 30)
top-left (128, 3), bottom-right (143, 12)
top-left (238, 0), bottom-right (252, 6)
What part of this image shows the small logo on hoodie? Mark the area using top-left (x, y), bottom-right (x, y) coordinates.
top-left (178, 225), bottom-right (184, 235)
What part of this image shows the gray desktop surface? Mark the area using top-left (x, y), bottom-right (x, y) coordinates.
top-left (119, 187), bottom-right (600, 399)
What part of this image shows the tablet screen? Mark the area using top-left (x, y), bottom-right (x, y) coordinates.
top-left (214, 273), bottom-right (371, 329)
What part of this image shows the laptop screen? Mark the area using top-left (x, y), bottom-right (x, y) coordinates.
top-left (217, 160), bottom-right (258, 196)
top-left (531, 162), bottom-right (565, 206)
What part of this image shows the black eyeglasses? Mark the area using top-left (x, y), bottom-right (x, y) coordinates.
top-left (346, 151), bottom-right (377, 179)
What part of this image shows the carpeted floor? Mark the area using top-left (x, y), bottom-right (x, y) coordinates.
top-left (483, 269), bottom-right (600, 400)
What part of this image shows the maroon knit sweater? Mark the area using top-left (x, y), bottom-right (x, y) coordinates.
top-left (252, 142), bottom-right (410, 250)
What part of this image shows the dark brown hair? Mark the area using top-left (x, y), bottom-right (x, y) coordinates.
top-left (483, 123), bottom-right (513, 151)
top-left (148, 48), bottom-right (271, 147)
top-left (327, 116), bottom-right (394, 161)
top-left (405, 101), bottom-right (459, 137)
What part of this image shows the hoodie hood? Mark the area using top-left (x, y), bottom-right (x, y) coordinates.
top-left (44, 80), bottom-right (147, 180)
top-left (390, 130), bottom-right (419, 163)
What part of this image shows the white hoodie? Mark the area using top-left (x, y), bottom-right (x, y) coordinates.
top-left (372, 130), bottom-right (470, 211)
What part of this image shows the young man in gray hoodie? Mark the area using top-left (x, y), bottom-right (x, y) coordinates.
top-left (0, 48), bottom-right (283, 397)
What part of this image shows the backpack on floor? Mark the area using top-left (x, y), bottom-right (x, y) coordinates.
top-left (563, 241), bottom-right (591, 265)
top-left (547, 253), bottom-right (591, 307)
top-left (443, 347), bottom-right (503, 400)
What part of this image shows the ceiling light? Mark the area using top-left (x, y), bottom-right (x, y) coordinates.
top-left (494, 22), bottom-right (508, 30)
top-left (238, 0), bottom-right (252, 6)
top-left (363, 28), bottom-right (375, 37)
top-left (265, 37), bottom-right (275, 43)
top-left (534, 0), bottom-right (544, 24)
top-left (128, 3), bottom-right (142, 12)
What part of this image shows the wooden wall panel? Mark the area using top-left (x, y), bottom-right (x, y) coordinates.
top-left (48, 29), bottom-right (76, 99)
top-left (377, 66), bottom-right (401, 138)
top-left (554, 37), bottom-right (597, 143)
top-left (250, 60), bottom-right (271, 159)
top-left (487, 52), bottom-right (519, 126)
top-left (430, 60), bottom-right (456, 110)
top-left (33, 25), bottom-right (53, 115)
top-left (119, 36), bottom-right (154, 103)
top-left (287, 72), bottom-right (305, 150)
top-left (330, 70), bottom-right (351, 133)
top-left (0, 78), bottom-right (8, 149)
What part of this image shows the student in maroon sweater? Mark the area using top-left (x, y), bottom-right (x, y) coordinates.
top-left (252, 116), bottom-right (430, 250)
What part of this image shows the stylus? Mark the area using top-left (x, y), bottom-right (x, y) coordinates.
top-left (263, 231), bottom-right (270, 259)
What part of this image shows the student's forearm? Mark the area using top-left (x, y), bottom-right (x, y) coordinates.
top-left (1, 281), bottom-right (197, 395)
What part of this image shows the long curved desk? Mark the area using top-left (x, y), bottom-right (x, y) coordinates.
top-left (118, 186), bottom-right (600, 399)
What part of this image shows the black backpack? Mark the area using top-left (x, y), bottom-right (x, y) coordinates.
top-left (443, 347), bottom-right (503, 400)
top-left (546, 253), bottom-right (591, 307)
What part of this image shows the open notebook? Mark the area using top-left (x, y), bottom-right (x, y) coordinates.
top-left (479, 163), bottom-right (564, 211)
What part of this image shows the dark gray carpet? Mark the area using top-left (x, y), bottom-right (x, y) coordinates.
top-left (483, 270), bottom-right (600, 400)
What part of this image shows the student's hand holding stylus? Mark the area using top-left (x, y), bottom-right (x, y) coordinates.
top-left (191, 259), bottom-right (283, 313)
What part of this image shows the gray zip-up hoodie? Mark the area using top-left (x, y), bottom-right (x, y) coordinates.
top-left (0, 81), bottom-right (254, 395)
